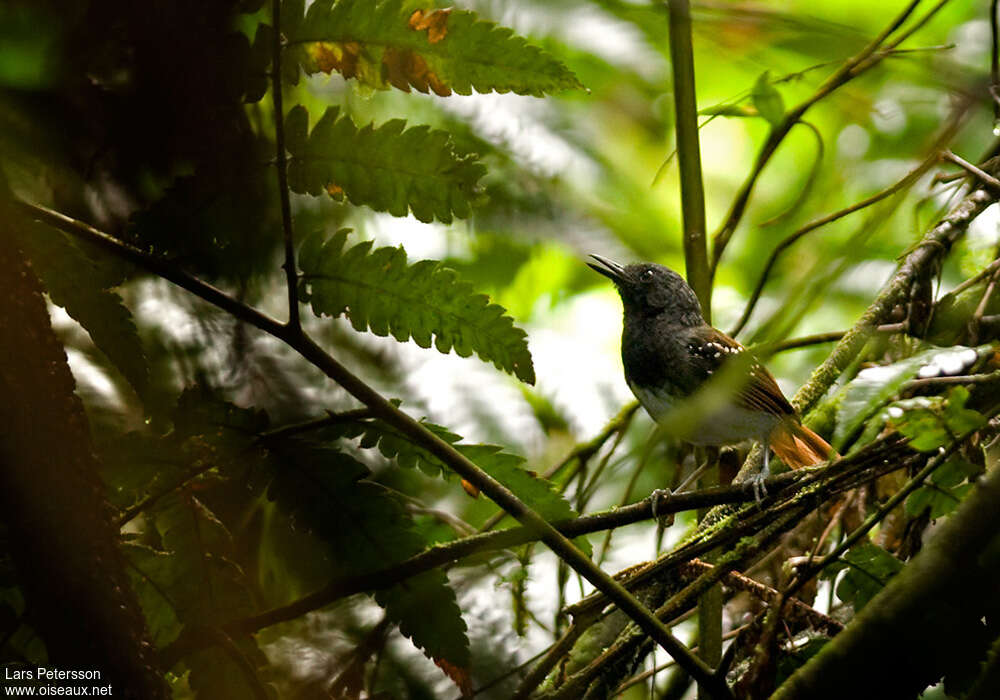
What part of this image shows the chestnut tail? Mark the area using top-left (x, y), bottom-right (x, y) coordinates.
top-left (769, 420), bottom-right (837, 469)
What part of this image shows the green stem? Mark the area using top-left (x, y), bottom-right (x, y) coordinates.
top-left (271, 0), bottom-right (300, 330)
top-left (667, 0), bottom-right (711, 320)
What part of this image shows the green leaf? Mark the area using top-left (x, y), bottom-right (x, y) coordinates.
top-left (265, 441), bottom-right (470, 666)
top-left (376, 570), bottom-right (471, 667)
top-left (285, 106), bottom-right (486, 223)
top-left (17, 223), bottom-right (148, 400)
top-left (316, 415), bottom-right (582, 526)
top-left (286, 0), bottom-right (584, 96)
top-left (311, 413), bottom-right (588, 552)
top-left (834, 346), bottom-right (981, 450)
top-left (891, 386), bottom-right (986, 452)
top-left (751, 71), bottom-right (784, 126)
top-left (299, 229), bottom-right (535, 383)
top-left (457, 445), bottom-right (576, 524)
top-left (905, 457), bottom-right (979, 518)
top-left (153, 493), bottom-right (255, 623)
top-left (318, 418), bottom-right (458, 478)
top-left (827, 543), bottom-right (903, 611)
top-left (122, 543), bottom-right (183, 648)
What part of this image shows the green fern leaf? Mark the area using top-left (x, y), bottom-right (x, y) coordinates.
top-left (266, 441), bottom-right (471, 666)
top-left (299, 229), bottom-right (535, 383)
top-left (285, 105), bottom-right (485, 223)
top-left (285, 0), bottom-right (584, 96)
top-left (316, 415), bottom-right (590, 554)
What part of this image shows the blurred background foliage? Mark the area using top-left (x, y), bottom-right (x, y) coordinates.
top-left (1, 0), bottom-right (999, 697)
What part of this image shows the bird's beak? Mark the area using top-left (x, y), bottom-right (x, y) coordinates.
top-left (587, 254), bottom-right (628, 284)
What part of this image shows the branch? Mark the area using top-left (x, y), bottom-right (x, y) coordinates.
top-left (667, 0), bottom-right (711, 319)
top-left (680, 561), bottom-right (842, 636)
top-left (566, 433), bottom-right (913, 620)
top-left (16, 199), bottom-right (727, 696)
top-left (943, 150), bottom-right (1000, 193)
top-left (272, 0), bottom-right (300, 329)
top-left (758, 120), bottom-right (825, 228)
top-left (549, 506), bottom-right (809, 699)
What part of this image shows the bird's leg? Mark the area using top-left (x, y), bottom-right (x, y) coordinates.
top-left (650, 489), bottom-right (673, 521)
top-left (750, 445), bottom-right (770, 504)
top-left (651, 445), bottom-right (685, 522)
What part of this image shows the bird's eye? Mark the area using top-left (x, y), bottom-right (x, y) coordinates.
top-left (641, 269), bottom-right (655, 282)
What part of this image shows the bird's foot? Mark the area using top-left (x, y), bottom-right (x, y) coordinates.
top-left (650, 488), bottom-right (675, 525)
top-left (749, 467), bottom-right (770, 504)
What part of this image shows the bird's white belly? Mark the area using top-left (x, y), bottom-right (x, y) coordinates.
top-left (628, 381), bottom-right (778, 445)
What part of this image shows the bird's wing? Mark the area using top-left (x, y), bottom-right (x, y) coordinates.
top-left (684, 326), bottom-right (796, 418)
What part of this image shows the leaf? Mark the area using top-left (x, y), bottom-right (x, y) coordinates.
top-left (833, 346), bottom-right (983, 450)
top-left (265, 441), bottom-right (470, 666)
top-left (153, 492), bottom-right (256, 623)
top-left (285, 0), bottom-right (584, 96)
top-left (17, 223), bottom-right (148, 400)
top-left (891, 386), bottom-right (986, 452)
top-left (122, 543), bottom-right (184, 648)
top-left (905, 456), bottom-right (979, 518)
top-left (826, 543), bottom-right (903, 611)
top-left (310, 414), bottom-right (588, 551)
top-left (285, 105), bottom-right (485, 223)
top-left (458, 445), bottom-right (578, 524)
top-left (752, 71), bottom-right (784, 126)
top-left (298, 229), bottom-right (535, 383)
top-left (319, 418), bottom-right (458, 478)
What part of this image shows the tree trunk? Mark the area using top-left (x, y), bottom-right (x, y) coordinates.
top-left (0, 221), bottom-right (167, 699)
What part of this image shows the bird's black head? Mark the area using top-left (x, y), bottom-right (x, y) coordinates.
top-left (588, 255), bottom-right (704, 325)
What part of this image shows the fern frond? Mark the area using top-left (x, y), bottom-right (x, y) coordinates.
top-left (299, 229), bottom-right (535, 384)
top-left (284, 0), bottom-right (584, 96)
top-left (285, 105), bottom-right (485, 223)
top-left (317, 415), bottom-right (590, 554)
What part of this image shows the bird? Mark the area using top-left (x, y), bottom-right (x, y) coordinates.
top-left (588, 254), bottom-right (834, 496)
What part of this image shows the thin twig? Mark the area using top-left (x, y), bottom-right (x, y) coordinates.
top-left (942, 150), bottom-right (1000, 193)
top-left (751, 323), bottom-right (905, 355)
top-left (271, 0), bottom-right (300, 329)
top-left (759, 121), bottom-right (825, 228)
top-left (613, 624), bottom-right (749, 696)
top-left (970, 269), bottom-right (1000, 344)
top-left (478, 402), bottom-right (639, 533)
